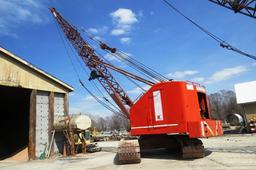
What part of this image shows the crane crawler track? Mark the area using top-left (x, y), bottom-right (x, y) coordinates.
top-left (117, 139), bottom-right (141, 164)
top-left (181, 138), bottom-right (205, 159)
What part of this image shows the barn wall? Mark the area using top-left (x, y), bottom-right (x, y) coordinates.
top-left (0, 48), bottom-right (72, 160)
top-left (29, 91), bottom-right (68, 159)
top-left (35, 91), bottom-right (50, 158)
top-left (53, 93), bottom-right (67, 153)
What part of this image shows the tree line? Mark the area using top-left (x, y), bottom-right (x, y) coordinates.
top-left (86, 113), bottom-right (130, 132)
top-left (208, 90), bottom-right (242, 120)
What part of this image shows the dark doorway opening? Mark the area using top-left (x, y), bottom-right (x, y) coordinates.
top-left (197, 92), bottom-right (210, 119)
top-left (0, 85), bottom-right (31, 160)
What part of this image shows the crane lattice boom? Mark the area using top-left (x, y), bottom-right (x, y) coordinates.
top-left (50, 8), bottom-right (133, 118)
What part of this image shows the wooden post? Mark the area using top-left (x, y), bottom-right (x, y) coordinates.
top-left (48, 92), bottom-right (54, 156)
top-left (29, 90), bottom-right (36, 160)
top-left (64, 93), bottom-right (69, 115)
top-left (82, 134), bottom-right (86, 154)
top-left (69, 130), bottom-right (75, 156)
top-left (63, 143), bottom-right (67, 157)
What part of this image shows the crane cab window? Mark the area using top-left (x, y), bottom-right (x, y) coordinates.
top-left (197, 92), bottom-right (209, 119)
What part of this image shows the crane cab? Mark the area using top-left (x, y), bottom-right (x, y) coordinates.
top-left (130, 81), bottom-right (223, 138)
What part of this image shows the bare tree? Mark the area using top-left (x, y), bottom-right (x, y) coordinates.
top-left (209, 92), bottom-right (223, 119)
top-left (208, 90), bottom-right (242, 120)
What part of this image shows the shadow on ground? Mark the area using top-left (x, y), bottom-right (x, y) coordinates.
top-left (113, 148), bottom-right (212, 164)
top-left (141, 149), bottom-right (212, 160)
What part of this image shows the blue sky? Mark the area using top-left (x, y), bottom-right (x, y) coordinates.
top-left (0, 0), bottom-right (255, 116)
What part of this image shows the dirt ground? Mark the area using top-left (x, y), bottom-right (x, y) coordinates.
top-left (0, 134), bottom-right (255, 170)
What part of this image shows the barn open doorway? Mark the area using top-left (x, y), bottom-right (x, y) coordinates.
top-left (0, 86), bottom-right (31, 160)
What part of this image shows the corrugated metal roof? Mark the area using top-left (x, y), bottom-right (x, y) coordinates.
top-left (0, 47), bottom-right (74, 92)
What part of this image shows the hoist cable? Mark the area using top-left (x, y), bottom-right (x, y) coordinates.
top-left (82, 30), bottom-right (160, 82)
top-left (81, 29), bottom-right (169, 82)
top-left (119, 51), bottom-right (169, 81)
top-left (162, 0), bottom-right (256, 60)
top-left (97, 51), bottom-right (147, 92)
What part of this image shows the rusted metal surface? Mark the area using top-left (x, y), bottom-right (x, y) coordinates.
top-left (181, 138), bottom-right (205, 159)
top-left (100, 42), bottom-right (116, 53)
top-left (209, 0), bottom-right (256, 19)
top-left (117, 139), bottom-right (141, 164)
top-left (50, 8), bottom-right (133, 117)
top-left (48, 92), bottom-right (54, 155)
top-left (93, 59), bottom-right (154, 86)
top-left (29, 90), bottom-right (37, 160)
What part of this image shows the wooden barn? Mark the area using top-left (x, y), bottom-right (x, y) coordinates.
top-left (0, 47), bottom-right (73, 160)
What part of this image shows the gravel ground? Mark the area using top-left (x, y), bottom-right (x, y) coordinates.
top-left (0, 134), bottom-right (255, 170)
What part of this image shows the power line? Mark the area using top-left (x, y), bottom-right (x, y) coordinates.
top-left (162, 0), bottom-right (256, 60)
top-left (97, 51), bottom-right (147, 92)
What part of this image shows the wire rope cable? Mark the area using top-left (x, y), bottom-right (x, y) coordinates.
top-left (162, 0), bottom-right (256, 60)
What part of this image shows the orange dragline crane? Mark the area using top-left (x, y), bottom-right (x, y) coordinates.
top-left (50, 7), bottom-right (223, 164)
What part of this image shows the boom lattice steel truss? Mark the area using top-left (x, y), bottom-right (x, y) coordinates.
top-left (209, 0), bottom-right (256, 19)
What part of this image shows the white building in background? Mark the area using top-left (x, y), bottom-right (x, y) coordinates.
top-left (234, 81), bottom-right (256, 122)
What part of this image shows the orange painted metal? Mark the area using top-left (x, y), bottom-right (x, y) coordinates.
top-left (130, 81), bottom-right (223, 138)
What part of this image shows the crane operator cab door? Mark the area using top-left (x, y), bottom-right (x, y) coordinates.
top-left (197, 92), bottom-right (210, 119)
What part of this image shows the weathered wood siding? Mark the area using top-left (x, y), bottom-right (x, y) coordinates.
top-left (0, 51), bottom-right (69, 93)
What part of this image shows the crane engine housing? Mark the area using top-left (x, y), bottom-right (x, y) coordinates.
top-left (130, 81), bottom-right (223, 138)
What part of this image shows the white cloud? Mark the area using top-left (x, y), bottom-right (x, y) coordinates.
top-left (70, 97), bottom-right (111, 116)
top-left (206, 65), bottom-right (248, 84)
top-left (111, 8), bottom-right (138, 25)
top-left (252, 62), bottom-right (256, 67)
top-left (84, 95), bottom-right (95, 101)
top-left (110, 8), bottom-right (138, 36)
top-left (191, 77), bottom-right (205, 82)
top-left (87, 26), bottom-right (108, 35)
top-left (87, 28), bottom-right (98, 34)
top-left (104, 53), bottom-right (120, 62)
top-left (99, 26), bottom-right (108, 34)
top-left (167, 70), bottom-right (199, 79)
top-left (127, 87), bottom-right (143, 95)
top-left (0, 0), bottom-right (47, 37)
top-left (81, 26), bottom-right (108, 42)
top-left (104, 51), bottom-right (131, 63)
top-left (120, 37), bottom-right (131, 44)
top-left (111, 29), bottom-right (126, 36)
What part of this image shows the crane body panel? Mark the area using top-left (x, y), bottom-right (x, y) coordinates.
top-left (130, 81), bottom-right (223, 138)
